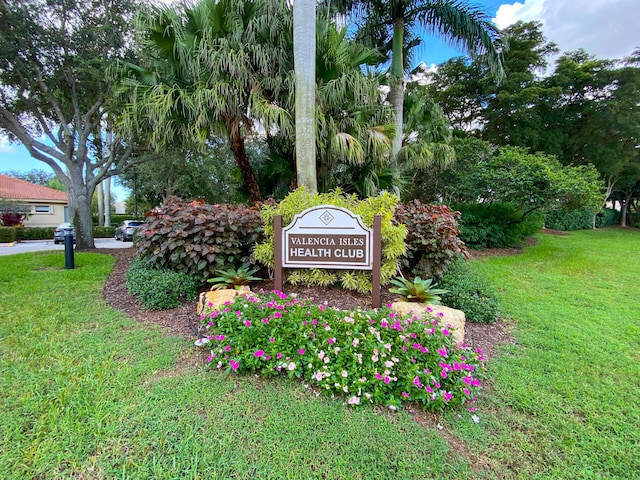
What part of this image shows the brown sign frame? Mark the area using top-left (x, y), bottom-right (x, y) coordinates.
top-left (274, 206), bottom-right (382, 308)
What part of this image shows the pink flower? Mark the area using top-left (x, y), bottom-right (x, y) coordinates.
top-left (440, 370), bottom-right (448, 379)
top-left (244, 320), bottom-right (251, 327)
top-left (298, 349), bottom-right (305, 355)
top-left (463, 388), bottom-right (471, 396)
top-left (442, 328), bottom-right (450, 336)
top-left (347, 396), bottom-right (360, 405)
top-left (375, 373), bottom-right (383, 380)
top-left (437, 347), bottom-right (448, 358)
top-left (229, 359), bottom-right (239, 371)
top-left (327, 338), bottom-right (335, 345)
top-left (276, 352), bottom-right (282, 359)
top-left (402, 392), bottom-right (410, 398)
top-left (383, 376), bottom-right (391, 384)
top-left (269, 337), bottom-right (275, 343)
top-left (254, 350), bottom-right (265, 358)
top-left (381, 320), bottom-right (388, 328)
top-left (274, 312), bottom-right (282, 318)
top-left (224, 345), bottom-right (231, 352)
top-left (443, 391), bottom-right (453, 403)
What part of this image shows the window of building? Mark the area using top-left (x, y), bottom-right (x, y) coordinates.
top-left (33, 205), bottom-right (52, 214)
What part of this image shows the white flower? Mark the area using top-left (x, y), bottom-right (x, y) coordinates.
top-left (287, 362), bottom-right (296, 371)
top-left (347, 396), bottom-right (360, 405)
top-left (341, 370), bottom-right (348, 378)
top-left (194, 337), bottom-right (211, 346)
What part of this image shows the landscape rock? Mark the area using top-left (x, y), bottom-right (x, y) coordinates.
top-left (390, 301), bottom-right (465, 345)
top-left (197, 286), bottom-right (250, 315)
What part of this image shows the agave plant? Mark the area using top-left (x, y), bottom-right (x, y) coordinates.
top-left (388, 276), bottom-right (448, 304)
top-left (207, 264), bottom-right (262, 290)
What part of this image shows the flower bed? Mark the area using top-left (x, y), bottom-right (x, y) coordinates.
top-left (198, 290), bottom-right (485, 411)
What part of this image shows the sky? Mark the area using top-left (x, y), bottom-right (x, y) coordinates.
top-left (1, 0), bottom-right (639, 200)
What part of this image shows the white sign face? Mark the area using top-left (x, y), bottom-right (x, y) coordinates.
top-left (282, 205), bottom-right (373, 269)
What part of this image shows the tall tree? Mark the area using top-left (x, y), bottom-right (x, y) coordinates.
top-left (328, 0), bottom-right (504, 160)
top-left (118, 0), bottom-right (293, 202)
top-left (293, 0), bottom-right (317, 193)
top-left (0, 0), bottom-right (137, 248)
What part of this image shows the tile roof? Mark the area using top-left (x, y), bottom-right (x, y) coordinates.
top-left (0, 174), bottom-right (68, 202)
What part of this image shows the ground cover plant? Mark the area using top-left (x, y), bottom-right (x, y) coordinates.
top-left (0, 251), bottom-right (480, 479)
top-left (198, 290), bottom-right (485, 411)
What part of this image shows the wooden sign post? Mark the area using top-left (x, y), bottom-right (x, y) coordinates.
top-left (274, 206), bottom-right (382, 308)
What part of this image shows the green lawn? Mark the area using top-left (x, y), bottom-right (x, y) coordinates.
top-left (1, 228), bottom-right (638, 479)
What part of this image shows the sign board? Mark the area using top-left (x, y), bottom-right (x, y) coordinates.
top-left (282, 206), bottom-right (372, 269)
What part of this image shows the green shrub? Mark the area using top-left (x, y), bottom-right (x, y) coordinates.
top-left (92, 226), bottom-right (116, 238)
top-left (199, 290), bottom-right (486, 411)
top-left (93, 214), bottom-right (144, 225)
top-left (253, 188), bottom-right (406, 293)
top-left (439, 259), bottom-right (500, 324)
top-left (455, 202), bottom-right (544, 249)
top-left (136, 197), bottom-right (263, 284)
top-left (0, 226), bottom-right (17, 243)
top-left (388, 276), bottom-right (448, 304)
top-left (125, 256), bottom-right (199, 310)
top-left (394, 200), bottom-right (467, 278)
top-left (545, 208), bottom-right (593, 231)
top-left (16, 227), bottom-right (55, 240)
top-left (596, 208), bottom-right (621, 228)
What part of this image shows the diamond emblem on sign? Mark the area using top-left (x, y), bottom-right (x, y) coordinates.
top-left (319, 210), bottom-right (335, 225)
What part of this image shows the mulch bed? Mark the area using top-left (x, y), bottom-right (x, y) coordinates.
top-left (102, 247), bottom-right (516, 360)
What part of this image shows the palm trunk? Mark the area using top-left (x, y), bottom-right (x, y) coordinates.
top-left (104, 177), bottom-right (111, 227)
top-left (225, 118), bottom-right (262, 202)
top-left (390, 17), bottom-right (406, 160)
top-left (294, 0), bottom-right (317, 193)
top-left (97, 182), bottom-right (105, 226)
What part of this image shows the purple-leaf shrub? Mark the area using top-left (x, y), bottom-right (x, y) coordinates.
top-left (136, 197), bottom-right (264, 284)
top-left (395, 200), bottom-right (468, 278)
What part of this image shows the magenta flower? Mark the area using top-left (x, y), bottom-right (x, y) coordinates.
top-left (443, 391), bottom-right (453, 403)
top-left (229, 359), bottom-right (239, 371)
top-left (383, 376), bottom-right (391, 384)
top-left (442, 328), bottom-right (450, 336)
top-left (224, 345), bottom-right (231, 352)
top-left (437, 347), bottom-right (448, 358)
top-left (276, 352), bottom-right (282, 359)
top-left (274, 312), bottom-right (282, 318)
top-left (298, 349), bottom-right (305, 355)
top-left (244, 320), bottom-right (251, 327)
top-left (254, 350), bottom-right (265, 358)
top-left (327, 338), bottom-right (335, 345)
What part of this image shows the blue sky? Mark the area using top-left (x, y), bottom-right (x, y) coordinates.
top-left (1, 0), bottom-right (638, 200)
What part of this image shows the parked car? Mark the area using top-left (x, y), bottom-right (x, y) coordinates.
top-left (114, 220), bottom-right (144, 241)
top-left (53, 222), bottom-right (76, 244)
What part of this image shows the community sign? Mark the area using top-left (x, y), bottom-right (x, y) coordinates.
top-left (281, 206), bottom-right (373, 269)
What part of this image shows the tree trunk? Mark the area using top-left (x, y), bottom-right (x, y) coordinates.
top-left (620, 191), bottom-right (633, 226)
top-left (68, 164), bottom-right (96, 249)
top-left (390, 17), bottom-right (406, 160)
top-left (225, 118), bottom-right (263, 202)
top-left (97, 182), bottom-right (105, 227)
top-left (294, 0), bottom-right (317, 193)
top-left (104, 177), bottom-right (111, 227)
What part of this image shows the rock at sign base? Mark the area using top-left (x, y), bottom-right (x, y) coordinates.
top-left (197, 286), bottom-right (250, 315)
top-left (390, 301), bottom-right (465, 345)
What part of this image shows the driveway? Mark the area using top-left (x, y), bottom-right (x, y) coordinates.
top-left (0, 238), bottom-right (134, 256)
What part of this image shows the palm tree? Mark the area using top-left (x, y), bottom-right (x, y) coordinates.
top-left (327, 0), bottom-right (504, 159)
top-left (293, 0), bottom-right (318, 193)
top-left (118, 0), bottom-right (293, 202)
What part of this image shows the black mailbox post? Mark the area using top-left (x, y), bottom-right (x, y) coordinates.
top-left (64, 231), bottom-right (75, 269)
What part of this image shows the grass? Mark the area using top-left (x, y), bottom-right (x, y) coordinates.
top-left (455, 228), bottom-right (640, 479)
top-left (1, 228), bottom-right (638, 479)
top-left (0, 251), bottom-right (474, 479)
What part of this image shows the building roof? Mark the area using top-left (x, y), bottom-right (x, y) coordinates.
top-left (0, 174), bottom-right (68, 202)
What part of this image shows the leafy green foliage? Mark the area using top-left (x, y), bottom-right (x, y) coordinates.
top-left (136, 197), bottom-right (263, 284)
top-left (455, 202), bottom-right (544, 249)
top-left (92, 226), bottom-right (116, 238)
top-left (15, 227), bottom-right (55, 240)
top-left (596, 208), bottom-right (621, 227)
top-left (254, 188), bottom-right (406, 293)
top-left (438, 259), bottom-right (500, 324)
top-left (207, 264), bottom-right (262, 290)
top-left (125, 256), bottom-right (198, 310)
top-left (199, 290), bottom-right (485, 411)
top-left (394, 200), bottom-right (467, 278)
top-left (388, 276), bottom-right (448, 304)
top-left (0, 227), bottom-right (17, 243)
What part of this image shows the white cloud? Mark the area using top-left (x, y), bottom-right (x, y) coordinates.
top-left (0, 137), bottom-right (16, 154)
top-left (494, 0), bottom-right (639, 61)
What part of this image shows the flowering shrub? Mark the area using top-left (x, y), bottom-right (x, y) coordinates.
top-left (198, 290), bottom-right (485, 411)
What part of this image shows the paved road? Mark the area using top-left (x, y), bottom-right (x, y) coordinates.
top-left (0, 238), bottom-right (134, 256)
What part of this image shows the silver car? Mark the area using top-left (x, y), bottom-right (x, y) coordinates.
top-left (114, 220), bottom-right (144, 241)
top-left (53, 222), bottom-right (76, 244)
